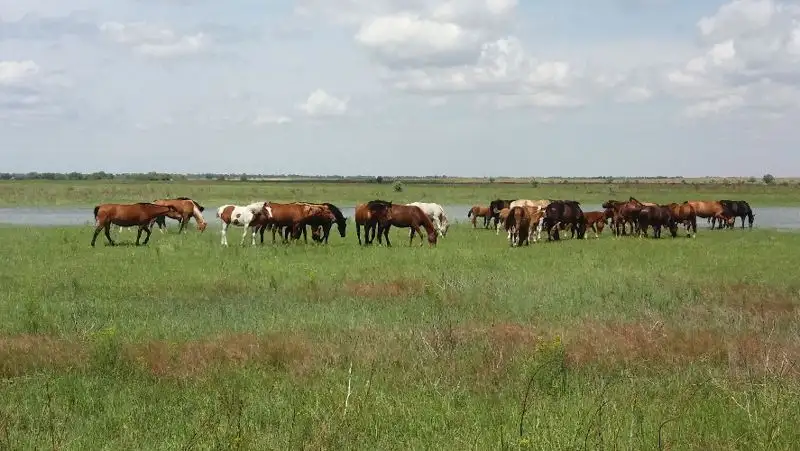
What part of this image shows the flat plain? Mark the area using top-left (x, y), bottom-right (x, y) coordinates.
top-left (1, 210), bottom-right (799, 448)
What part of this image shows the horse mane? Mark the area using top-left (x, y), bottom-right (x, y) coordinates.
top-left (323, 203), bottom-right (346, 223)
top-left (177, 196), bottom-right (205, 212)
top-left (367, 200), bottom-right (392, 209)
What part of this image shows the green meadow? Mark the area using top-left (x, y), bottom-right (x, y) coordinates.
top-left (2, 179), bottom-right (800, 207)
top-left (1, 222), bottom-right (799, 449)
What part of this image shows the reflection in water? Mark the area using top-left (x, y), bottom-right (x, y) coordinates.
top-left (0, 205), bottom-right (799, 229)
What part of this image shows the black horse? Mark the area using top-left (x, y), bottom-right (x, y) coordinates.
top-left (542, 200), bottom-right (586, 241)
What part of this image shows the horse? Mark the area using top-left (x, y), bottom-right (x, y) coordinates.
top-left (637, 205), bottom-right (678, 239)
top-left (253, 202), bottom-right (325, 244)
top-left (542, 200), bottom-right (586, 241)
top-left (663, 202), bottom-right (697, 237)
top-left (278, 202), bottom-right (348, 244)
top-left (467, 205), bottom-right (491, 229)
top-left (354, 201), bottom-right (386, 245)
top-left (407, 202), bottom-right (450, 238)
top-left (719, 200), bottom-right (755, 229)
top-left (504, 206), bottom-right (531, 247)
top-left (92, 202), bottom-right (179, 247)
top-left (366, 200), bottom-right (438, 247)
top-left (489, 199), bottom-right (515, 228)
top-left (686, 200), bottom-right (727, 229)
top-left (495, 207), bottom-right (511, 235)
top-left (151, 197), bottom-right (208, 233)
top-left (605, 198), bottom-right (648, 236)
top-left (581, 211), bottom-right (608, 239)
top-left (216, 202), bottom-right (273, 246)
top-left (509, 199), bottom-right (551, 210)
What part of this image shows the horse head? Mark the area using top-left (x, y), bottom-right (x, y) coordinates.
top-left (261, 201), bottom-right (273, 219)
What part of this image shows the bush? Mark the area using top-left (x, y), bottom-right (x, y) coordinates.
top-left (393, 181), bottom-right (403, 192)
top-left (763, 174), bottom-right (775, 185)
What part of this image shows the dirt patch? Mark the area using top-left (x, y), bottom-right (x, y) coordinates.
top-left (715, 283), bottom-right (799, 318)
top-left (125, 332), bottom-right (316, 379)
top-left (565, 319), bottom-right (800, 379)
top-left (0, 334), bottom-right (87, 377)
top-left (344, 278), bottom-right (428, 299)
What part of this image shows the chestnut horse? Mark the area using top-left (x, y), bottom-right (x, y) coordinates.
top-left (367, 200), bottom-right (438, 247)
top-left (663, 202), bottom-right (697, 237)
top-left (582, 211), bottom-right (608, 238)
top-left (152, 197), bottom-right (208, 233)
top-left (92, 202), bottom-right (178, 247)
top-left (254, 202), bottom-right (325, 244)
top-left (495, 207), bottom-right (511, 235)
top-left (467, 205), bottom-right (491, 229)
top-left (504, 206), bottom-right (531, 247)
top-left (686, 200), bottom-right (727, 229)
top-left (274, 202), bottom-right (347, 244)
top-left (355, 201), bottom-right (384, 245)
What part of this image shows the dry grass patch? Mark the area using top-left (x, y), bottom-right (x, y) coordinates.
top-left (344, 278), bottom-right (428, 299)
top-left (0, 334), bottom-right (87, 377)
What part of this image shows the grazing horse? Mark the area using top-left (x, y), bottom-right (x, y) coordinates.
top-left (542, 200), bottom-right (586, 241)
top-left (92, 202), bottom-right (179, 247)
top-left (489, 199), bottom-right (515, 228)
top-left (719, 200), bottom-right (755, 229)
top-left (278, 202), bottom-right (348, 244)
top-left (504, 206), bottom-right (531, 247)
top-left (509, 199), bottom-right (551, 210)
top-left (663, 202), bottom-right (697, 237)
top-left (495, 207), bottom-right (511, 235)
top-left (467, 205), bottom-right (491, 229)
top-left (254, 202), bottom-right (324, 244)
top-left (367, 200), bottom-right (438, 247)
top-left (605, 198), bottom-right (648, 236)
top-left (216, 202), bottom-right (273, 246)
top-left (354, 201), bottom-right (385, 245)
top-left (581, 211), bottom-right (608, 239)
top-left (686, 200), bottom-right (727, 229)
top-left (637, 206), bottom-right (678, 239)
top-left (151, 197), bottom-right (208, 233)
top-left (407, 202), bottom-right (450, 237)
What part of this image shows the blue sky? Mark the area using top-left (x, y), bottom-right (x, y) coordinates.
top-left (1, 0), bottom-right (798, 176)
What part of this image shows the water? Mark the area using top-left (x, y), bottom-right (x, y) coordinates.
top-left (1, 204), bottom-right (799, 229)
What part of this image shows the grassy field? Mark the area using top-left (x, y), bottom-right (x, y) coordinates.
top-left (1, 223), bottom-right (799, 449)
top-left (2, 179), bottom-right (800, 207)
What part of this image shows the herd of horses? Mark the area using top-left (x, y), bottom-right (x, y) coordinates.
top-left (90, 195), bottom-right (754, 248)
top-left (468, 197), bottom-right (755, 246)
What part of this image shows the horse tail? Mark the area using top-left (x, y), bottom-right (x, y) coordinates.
top-left (467, 208), bottom-right (473, 217)
top-left (93, 205), bottom-right (100, 220)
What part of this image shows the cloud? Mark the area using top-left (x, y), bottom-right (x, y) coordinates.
top-left (99, 21), bottom-right (209, 58)
top-left (253, 112), bottom-right (292, 126)
top-left (298, 89), bottom-right (349, 116)
top-left (0, 60), bottom-right (40, 85)
top-left (665, 0), bottom-right (800, 119)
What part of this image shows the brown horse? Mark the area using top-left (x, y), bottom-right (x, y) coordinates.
top-left (582, 211), bottom-right (608, 238)
top-left (276, 202), bottom-right (347, 244)
top-left (467, 205), bottom-right (491, 229)
top-left (254, 202), bottom-right (324, 244)
top-left (604, 198), bottom-right (648, 236)
top-left (686, 200), bottom-right (727, 229)
top-left (663, 202), bottom-right (697, 237)
top-left (504, 206), bottom-right (531, 247)
top-left (495, 207), bottom-right (511, 235)
top-left (151, 197), bottom-right (208, 233)
top-left (355, 201), bottom-right (383, 245)
top-left (637, 205), bottom-right (678, 238)
top-left (367, 200), bottom-right (438, 247)
top-left (92, 202), bottom-right (178, 247)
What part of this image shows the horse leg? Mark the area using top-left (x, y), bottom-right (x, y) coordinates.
top-left (103, 224), bottom-right (115, 246)
top-left (136, 226), bottom-right (144, 245)
top-left (356, 223), bottom-right (362, 245)
top-left (240, 225), bottom-right (249, 246)
top-left (91, 224), bottom-right (104, 247)
top-left (142, 225), bottom-right (153, 245)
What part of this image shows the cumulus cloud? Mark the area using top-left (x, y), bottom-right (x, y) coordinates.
top-left (99, 21), bottom-right (208, 58)
top-left (0, 60), bottom-right (40, 85)
top-left (666, 0), bottom-right (800, 118)
top-left (298, 89), bottom-right (349, 116)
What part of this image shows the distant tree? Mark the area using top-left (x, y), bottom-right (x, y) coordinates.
top-left (239, 174), bottom-right (248, 182)
top-left (393, 181), bottom-right (403, 192)
top-left (529, 178), bottom-right (539, 188)
top-left (763, 173), bottom-right (775, 185)
top-left (375, 176), bottom-right (384, 184)
top-left (488, 177), bottom-right (496, 183)
top-left (747, 176), bottom-right (757, 183)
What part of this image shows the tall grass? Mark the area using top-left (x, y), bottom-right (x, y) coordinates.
top-left (2, 179), bottom-right (800, 207)
top-left (0, 224), bottom-right (798, 448)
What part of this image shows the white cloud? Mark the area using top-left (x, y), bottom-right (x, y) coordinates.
top-left (0, 60), bottom-right (40, 85)
top-left (616, 86), bottom-right (653, 103)
top-left (99, 21), bottom-right (208, 58)
top-left (253, 112), bottom-right (292, 126)
top-left (298, 89), bottom-right (349, 116)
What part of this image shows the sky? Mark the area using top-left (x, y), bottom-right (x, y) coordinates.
top-left (1, 0), bottom-right (799, 177)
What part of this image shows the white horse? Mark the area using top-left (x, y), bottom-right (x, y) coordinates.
top-left (216, 201), bottom-right (273, 246)
top-left (406, 202), bottom-right (450, 237)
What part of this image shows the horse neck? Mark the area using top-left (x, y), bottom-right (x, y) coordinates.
top-left (192, 205), bottom-right (207, 224)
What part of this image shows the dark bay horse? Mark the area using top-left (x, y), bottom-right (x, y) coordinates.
top-left (355, 200), bottom-right (386, 245)
top-left (719, 200), bottom-right (755, 229)
top-left (92, 202), bottom-right (178, 246)
top-left (489, 199), bottom-right (514, 229)
top-left (637, 205), bottom-right (678, 238)
top-left (152, 197), bottom-right (208, 233)
top-left (543, 200), bottom-right (586, 241)
top-left (367, 200), bottom-right (438, 247)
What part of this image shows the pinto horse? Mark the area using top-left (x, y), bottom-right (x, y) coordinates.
top-left (542, 200), bottom-right (586, 241)
top-left (663, 202), bottom-right (697, 237)
top-left (504, 206), bottom-right (545, 247)
top-left (92, 202), bottom-right (179, 247)
top-left (151, 197), bottom-right (208, 233)
top-left (467, 205), bottom-right (491, 229)
top-left (407, 202), bottom-right (449, 237)
top-left (216, 202), bottom-right (273, 246)
top-left (367, 200), bottom-right (438, 247)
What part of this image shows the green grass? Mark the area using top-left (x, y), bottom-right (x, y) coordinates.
top-left (2, 179), bottom-right (800, 207)
top-left (1, 224), bottom-right (799, 449)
